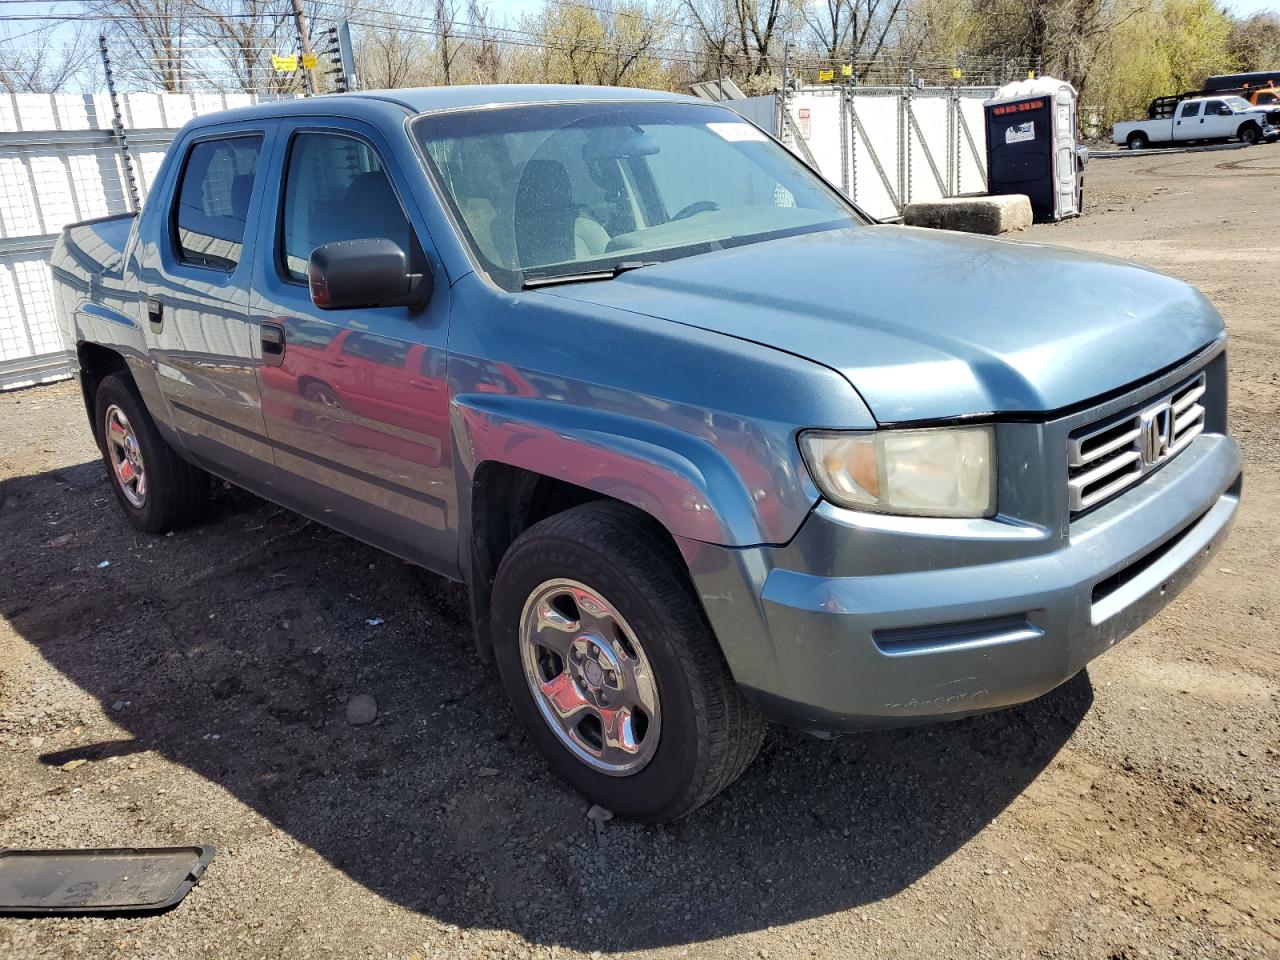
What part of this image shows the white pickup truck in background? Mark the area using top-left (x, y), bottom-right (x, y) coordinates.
top-left (1113, 96), bottom-right (1278, 149)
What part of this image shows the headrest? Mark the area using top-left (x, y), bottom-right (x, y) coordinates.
top-left (515, 159), bottom-right (572, 211)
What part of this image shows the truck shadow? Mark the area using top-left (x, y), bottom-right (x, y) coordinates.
top-left (1, 460), bottom-right (1091, 953)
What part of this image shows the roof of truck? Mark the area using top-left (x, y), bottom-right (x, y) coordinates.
top-left (196, 84), bottom-right (706, 125)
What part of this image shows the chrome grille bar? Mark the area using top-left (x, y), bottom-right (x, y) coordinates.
top-left (1068, 373), bottom-right (1207, 516)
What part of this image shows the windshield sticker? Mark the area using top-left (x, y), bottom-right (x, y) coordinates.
top-left (1005, 121), bottom-right (1035, 144)
top-left (707, 122), bottom-right (769, 142)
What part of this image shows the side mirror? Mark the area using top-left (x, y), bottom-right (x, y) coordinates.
top-left (308, 238), bottom-right (432, 310)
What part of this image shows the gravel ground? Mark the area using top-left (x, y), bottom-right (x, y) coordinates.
top-left (1, 146), bottom-right (1277, 959)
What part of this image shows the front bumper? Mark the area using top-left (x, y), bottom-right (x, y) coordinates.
top-left (681, 359), bottom-right (1241, 734)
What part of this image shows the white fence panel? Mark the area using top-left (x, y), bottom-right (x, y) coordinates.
top-left (849, 91), bottom-right (904, 220)
top-left (957, 93), bottom-right (989, 195)
top-left (780, 85), bottom-right (996, 220)
top-left (0, 91), bottom-right (289, 390)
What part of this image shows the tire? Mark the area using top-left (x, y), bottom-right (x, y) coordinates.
top-left (1239, 124), bottom-right (1260, 146)
top-left (490, 501), bottom-right (766, 820)
top-left (94, 372), bottom-right (210, 533)
top-left (301, 380), bottom-right (342, 429)
top-left (302, 380), bottom-right (341, 408)
top-left (1127, 131), bottom-right (1149, 150)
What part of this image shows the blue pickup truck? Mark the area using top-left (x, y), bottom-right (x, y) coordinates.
top-left (51, 85), bottom-right (1241, 820)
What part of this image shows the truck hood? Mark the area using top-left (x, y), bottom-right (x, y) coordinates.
top-left (542, 225), bottom-right (1223, 422)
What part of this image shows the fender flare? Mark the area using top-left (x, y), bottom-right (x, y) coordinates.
top-left (453, 392), bottom-right (808, 548)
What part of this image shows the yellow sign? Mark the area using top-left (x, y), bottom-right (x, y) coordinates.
top-left (841, 64), bottom-right (852, 78)
top-left (818, 69), bottom-right (834, 83)
top-left (302, 52), bottom-right (318, 70)
top-left (271, 54), bottom-right (298, 72)
top-left (952, 68), bottom-right (963, 79)
top-left (1028, 69), bottom-right (1037, 79)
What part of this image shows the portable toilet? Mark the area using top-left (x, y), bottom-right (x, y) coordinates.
top-left (983, 77), bottom-right (1085, 222)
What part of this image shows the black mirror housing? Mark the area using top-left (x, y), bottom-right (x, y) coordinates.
top-left (308, 238), bottom-right (432, 310)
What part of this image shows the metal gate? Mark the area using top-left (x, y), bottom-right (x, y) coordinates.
top-left (778, 85), bottom-right (994, 220)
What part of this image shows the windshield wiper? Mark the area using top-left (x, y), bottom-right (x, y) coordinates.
top-left (521, 260), bottom-right (656, 289)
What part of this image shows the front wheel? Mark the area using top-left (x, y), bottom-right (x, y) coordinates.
top-left (1239, 124), bottom-right (1261, 146)
top-left (490, 501), bottom-right (766, 820)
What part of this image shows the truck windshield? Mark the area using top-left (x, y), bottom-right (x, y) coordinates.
top-left (412, 101), bottom-right (860, 290)
top-left (1225, 97), bottom-right (1252, 110)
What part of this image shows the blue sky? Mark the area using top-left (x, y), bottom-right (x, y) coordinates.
top-left (2, 0), bottom-right (1278, 48)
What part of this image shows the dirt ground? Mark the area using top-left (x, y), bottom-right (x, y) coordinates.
top-left (1, 146), bottom-right (1277, 960)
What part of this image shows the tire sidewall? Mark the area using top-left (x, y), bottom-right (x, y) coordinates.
top-left (491, 531), bottom-right (707, 819)
top-left (95, 376), bottom-right (165, 530)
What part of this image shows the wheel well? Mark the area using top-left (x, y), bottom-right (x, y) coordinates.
top-left (295, 375), bottom-right (328, 398)
top-left (1239, 121), bottom-right (1260, 136)
top-left (466, 462), bottom-right (681, 660)
top-left (76, 342), bottom-right (130, 442)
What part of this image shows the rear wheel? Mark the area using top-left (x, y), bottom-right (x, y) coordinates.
top-left (94, 373), bottom-right (210, 533)
top-left (1126, 131), bottom-right (1149, 150)
top-left (490, 501), bottom-right (766, 820)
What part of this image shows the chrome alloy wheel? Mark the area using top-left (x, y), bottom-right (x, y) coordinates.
top-left (519, 579), bottom-right (661, 776)
top-left (104, 404), bottom-right (147, 508)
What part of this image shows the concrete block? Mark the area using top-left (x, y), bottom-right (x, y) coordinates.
top-left (902, 195), bottom-right (1033, 235)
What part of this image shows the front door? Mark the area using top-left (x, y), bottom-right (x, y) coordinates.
top-left (249, 121), bottom-right (456, 573)
top-left (135, 124), bottom-right (279, 489)
top-left (1200, 100), bottom-right (1235, 139)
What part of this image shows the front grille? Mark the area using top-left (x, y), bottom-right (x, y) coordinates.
top-left (1067, 373), bottom-right (1206, 515)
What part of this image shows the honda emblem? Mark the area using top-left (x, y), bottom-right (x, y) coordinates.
top-left (1138, 402), bottom-right (1171, 467)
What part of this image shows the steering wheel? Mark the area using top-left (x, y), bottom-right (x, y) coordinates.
top-left (671, 200), bottom-right (720, 221)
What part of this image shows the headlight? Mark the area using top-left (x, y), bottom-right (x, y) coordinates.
top-left (799, 425), bottom-right (996, 518)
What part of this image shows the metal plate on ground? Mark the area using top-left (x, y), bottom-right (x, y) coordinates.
top-left (0, 846), bottom-right (214, 915)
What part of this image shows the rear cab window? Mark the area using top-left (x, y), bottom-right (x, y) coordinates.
top-left (171, 136), bottom-right (263, 270)
top-left (1179, 102), bottom-right (1201, 118)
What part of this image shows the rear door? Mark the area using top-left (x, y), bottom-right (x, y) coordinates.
top-left (1173, 100), bottom-right (1201, 141)
top-left (134, 122), bottom-right (279, 489)
top-left (249, 118), bottom-right (456, 573)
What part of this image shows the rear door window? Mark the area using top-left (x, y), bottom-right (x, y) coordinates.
top-left (1179, 102), bottom-right (1201, 118)
top-left (172, 136), bottom-right (263, 269)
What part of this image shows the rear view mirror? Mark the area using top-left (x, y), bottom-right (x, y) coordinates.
top-left (308, 238), bottom-right (432, 310)
top-left (581, 130), bottom-right (660, 160)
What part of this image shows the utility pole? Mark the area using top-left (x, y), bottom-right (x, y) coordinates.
top-left (290, 0), bottom-right (319, 95)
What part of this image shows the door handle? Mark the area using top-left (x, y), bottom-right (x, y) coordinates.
top-left (146, 297), bottom-right (163, 332)
top-left (261, 321), bottom-right (285, 367)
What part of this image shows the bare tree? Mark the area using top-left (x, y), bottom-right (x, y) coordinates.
top-left (467, 0), bottom-right (506, 82)
top-left (684, 0), bottom-right (791, 79)
top-left (90, 0), bottom-right (195, 91)
top-left (435, 0), bottom-right (463, 84)
top-left (0, 24), bottom-right (94, 93)
top-left (1228, 11), bottom-right (1280, 73)
top-left (802, 0), bottom-right (905, 77)
top-left (356, 9), bottom-right (435, 88)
